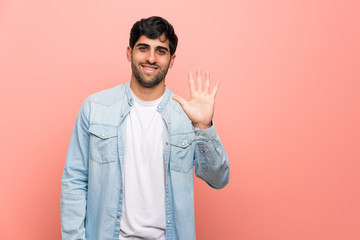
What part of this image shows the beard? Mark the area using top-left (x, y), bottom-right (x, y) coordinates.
top-left (131, 61), bottom-right (170, 88)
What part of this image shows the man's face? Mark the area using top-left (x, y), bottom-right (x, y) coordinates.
top-left (127, 35), bottom-right (175, 88)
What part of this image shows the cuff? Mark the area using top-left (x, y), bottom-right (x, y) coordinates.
top-left (193, 124), bottom-right (217, 142)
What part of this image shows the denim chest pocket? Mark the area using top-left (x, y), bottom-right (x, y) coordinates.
top-left (89, 124), bottom-right (118, 164)
top-left (170, 133), bottom-right (195, 172)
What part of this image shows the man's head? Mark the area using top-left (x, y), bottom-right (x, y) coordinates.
top-left (127, 16), bottom-right (178, 89)
top-left (129, 16), bottom-right (178, 56)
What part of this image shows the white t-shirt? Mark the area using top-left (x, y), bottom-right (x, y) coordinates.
top-left (119, 91), bottom-right (166, 240)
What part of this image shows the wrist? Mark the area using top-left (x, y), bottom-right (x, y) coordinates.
top-left (192, 121), bottom-right (212, 129)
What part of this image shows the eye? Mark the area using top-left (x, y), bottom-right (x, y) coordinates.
top-left (139, 46), bottom-right (147, 51)
top-left (157, 49), bottom-right (166, 55)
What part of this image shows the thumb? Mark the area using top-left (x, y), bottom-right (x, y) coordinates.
top-left (172, 95), bottom-right (187, 108)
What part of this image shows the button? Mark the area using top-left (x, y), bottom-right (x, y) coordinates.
top-left (166, 193), bottom-right (169, 197)
top-left (167, 220), bottom-right (171, 224)
top-left (200, 150), bottom-right (205, 153)
top-left (101, 134), bottom-right (105, 137)
top-left (195, 132), bottom-right (200, 136)
top-left (168, 120), bottom-right (171, 124)
top-left (121, 114), bottom-right (124, 118)
top-left (165, 142), bottom-right (169, 145)
top-left (181, 142), bottom-right (185, 146)
top-left (120, 188), bottom-right (123, 193)
top-left (158, 105), bottom-right (161, 109)
top-left (116, 215), bottom-right (120, 219)
top-left (130, 98), bottom-right (133, 102)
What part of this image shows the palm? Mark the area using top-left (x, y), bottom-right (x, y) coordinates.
top-left (173, 69), bottom-right (219, 129)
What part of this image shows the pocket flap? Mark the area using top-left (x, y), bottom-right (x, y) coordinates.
top-left (89, 124), bottom-right (118, 139)
top-left (171, 133), bottom-right (195, 148)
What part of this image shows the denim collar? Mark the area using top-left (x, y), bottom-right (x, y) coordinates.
top-left (124, 82), bottom-right (172, 112)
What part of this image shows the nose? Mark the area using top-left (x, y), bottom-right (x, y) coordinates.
top-left (146, 50), bottom-right (156, 64)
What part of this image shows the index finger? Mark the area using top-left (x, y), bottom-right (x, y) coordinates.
top-left (188, 71), bottom-right (196, 95)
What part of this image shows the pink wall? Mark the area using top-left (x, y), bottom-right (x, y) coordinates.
top-left (1, 0), bottom-right (359, 239)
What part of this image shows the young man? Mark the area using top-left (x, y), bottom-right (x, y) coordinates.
top-left (61, 16), bottom-right (230, 240)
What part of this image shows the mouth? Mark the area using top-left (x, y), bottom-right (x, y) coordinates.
top-left (141, 64), bottom-right (159, 73)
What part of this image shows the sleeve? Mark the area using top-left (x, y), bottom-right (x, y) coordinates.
top-left (193, 124), bottom-right (230, 189)
top-left (60, 99), bottom-right (90, 240)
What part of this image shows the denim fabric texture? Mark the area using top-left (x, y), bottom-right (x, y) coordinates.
top-left (61, 82), bottom-right (230, 240)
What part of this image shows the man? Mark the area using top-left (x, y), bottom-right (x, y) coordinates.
top-left (61, 16), bottom-right (230, 240)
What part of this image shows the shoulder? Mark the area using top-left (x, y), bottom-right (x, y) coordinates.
top-left (79, 83), bottom-right (129, 125)
top-left (165, 88), bottom-right (186, 115)
top-left (85, 83), bottom-right (128, 107)
top-left (166, 91), bottom-right (194, 134)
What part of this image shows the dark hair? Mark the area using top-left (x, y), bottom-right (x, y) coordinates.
top-left (129, 16), bottom-right (178, 56)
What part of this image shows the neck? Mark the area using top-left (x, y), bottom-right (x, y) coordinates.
top-left (130, 77), bottom-right (165, 101)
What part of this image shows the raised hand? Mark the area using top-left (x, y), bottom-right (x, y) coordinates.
top-left (172, 68), bottom-right (219, 129)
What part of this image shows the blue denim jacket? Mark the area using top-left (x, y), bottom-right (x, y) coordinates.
top-left (61, 82), bottom-right (230, 240)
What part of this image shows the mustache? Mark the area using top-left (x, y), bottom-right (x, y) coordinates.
top-left (141, 61), bottom-right (160, 68)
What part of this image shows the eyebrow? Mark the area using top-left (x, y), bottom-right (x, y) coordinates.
top-left (135, 43), bottom-right (169, 52)
top-left (135, 43), bottom-right (149, 48)
top-left (157, 46), bottom-right (169, 52)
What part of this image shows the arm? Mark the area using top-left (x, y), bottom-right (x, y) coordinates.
top-left (193, 125), bottom-right (230, 188)
top-left (61, 100), bottom-right (90, 239)
top-left (172, 69), bottom-right (230, 188)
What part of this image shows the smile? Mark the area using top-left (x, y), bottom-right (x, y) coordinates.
top-left (141, 64), bottom-right (159, 73)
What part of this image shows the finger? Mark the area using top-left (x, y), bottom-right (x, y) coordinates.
top-left (211, 80), bottom-right (220, 97)
top-left (204, 71), bottom-right (210, 94)
top-left (172, 96), bottom-right (187, 109)
top-left (196, 68), bottom-right (202, 91)
top-left (188, 71), bottom-right (196, 97)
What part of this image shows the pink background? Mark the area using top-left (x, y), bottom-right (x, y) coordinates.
top-left (1, 0), bottom-right (359, 239)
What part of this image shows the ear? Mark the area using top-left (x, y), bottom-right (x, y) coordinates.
top-left (126, 46), bottom-right (132, 62)
top-left (169, 54), bottom-right (176, 69)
